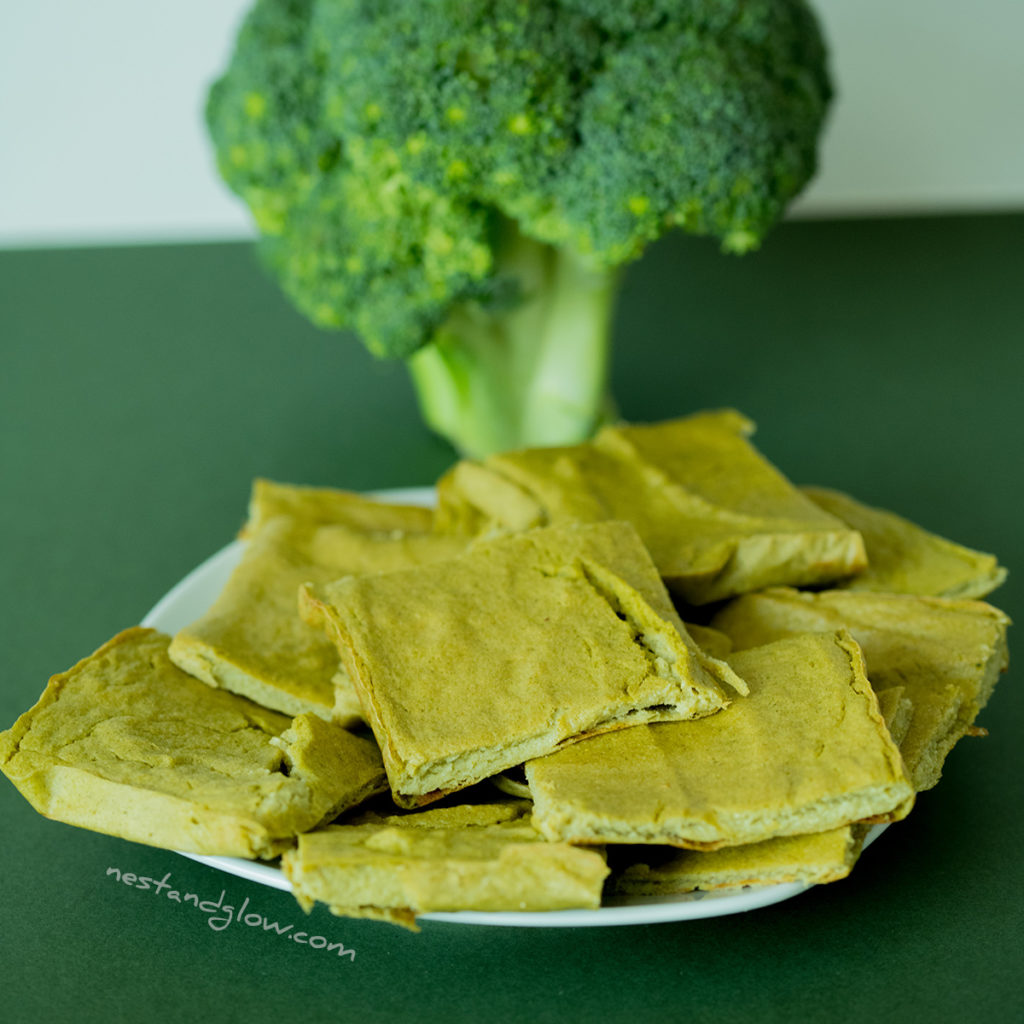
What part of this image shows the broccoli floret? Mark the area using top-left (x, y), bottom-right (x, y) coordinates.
top-left (207, 0), bottom-right (831, 456)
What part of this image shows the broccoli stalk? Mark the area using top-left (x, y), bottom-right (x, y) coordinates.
top-left (206, 0), bottom-right (832, 457)
top-left (409, 219), bottom-right (620, 455)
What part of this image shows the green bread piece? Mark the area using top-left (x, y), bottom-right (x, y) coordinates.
top-left (605, 684), bottom-right (913, 896)
top-left (802, 485), bottom-right (1007, 599)
top-left (346, 797), bottom-right (534, 830)
top-left (0, 628), bottom-right (386, 859)
top-left (526, 630), bottom-right (914, 849)
top-left (436, 410), bottom-right (866, 604)
top-left (302, 520), bottom-right (745, 808)
top-left (608, 826), bottom-right (865, 897)
top-left (240, 478), bottom-right (434, 538)
top-left (169, 514), bottom-right (466, 722)
top-left (711, 587), bottom-right (1011, 790)
top-left (282, 817), bottom-right (609, 930)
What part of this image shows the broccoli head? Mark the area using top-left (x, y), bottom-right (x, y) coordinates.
top-left (207, 0), bottom-right (832, 456)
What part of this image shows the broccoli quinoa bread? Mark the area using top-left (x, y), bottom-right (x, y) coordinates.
top-left (525, 631), bottom-right (914, 849)
top-left (300, 520), bottom-right (746, 808)
top-left (607, 827), bottom-right (865, 897)
top-left (0, 628), bottom-right (386, 859)
top-left (711, 588), bottom-right (1011, 791)
top-left (282, 812), bottom-right (609, 931)
top-left (169, 509), bottom-right (466, 723)
top-left (348, 795), bottom-right (536, 830)
top-left (0, 411), bottom-right (1012, 928)
top-left (604, 685), bottom-right (915, 897)
top-left (801, 485), bottom-right (1007, 599)
top-left (435, 410), bottom-right (868, 603)
top-left (240, 478), bottom-right (435, 539)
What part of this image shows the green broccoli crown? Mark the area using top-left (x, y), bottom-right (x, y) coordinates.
top-left (207, 0), bottom-right (832, 358)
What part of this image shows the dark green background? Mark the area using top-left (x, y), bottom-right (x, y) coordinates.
top-left (2, 213), bottom-right (1022, 1023)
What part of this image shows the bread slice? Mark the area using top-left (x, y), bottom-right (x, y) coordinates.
top-left (711, 588), bottom-right (1011, 790)
top-left (526, 630), bottom-right (914, 849)
top-left (240, 478), bottom-right (434, 538)
top-left (607, 826), bottom-right (866, 897)
top-left (346, 796), bottom-right (535, 830)
top-left (604, 683), bottom-right (914, 897)
top-left (301, 520), bottom-right (746, 808)
top-left (435, 410), bottom-right (866, 604)
top-left (0, 628), bottom-right (386, 858)
top-left (802, 486), bottom-right (1007, 599)
top-left (169, 515), bottom-right (466, 722)
top-left (281, 816), bottom-right (609, 930)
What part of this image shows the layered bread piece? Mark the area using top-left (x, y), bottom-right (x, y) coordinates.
top-left (348, 796), bottom-right (535, 830)
top-left (436, 410), bottom-right (866, 604)
top-left (0, 628), bottom-right (386, 858)
top-left (803, 486), bottom-right (1007, 599)
top-left (169, 513), bottom-right (466, 722)
top-left (605, 684), bottom-right (914, 897)
top-left (711, 588), bottom-right (1011, 790)
top-left (607, 826), bottom-right (866, 897)
top-left (240, 478), bottom-right (434, 538)
top-left (302, 520), bottom-right (746, 808)
top-left (282, 815), bottom-right (609, 930)
top-left (526, 630), bottom-right (914, 849)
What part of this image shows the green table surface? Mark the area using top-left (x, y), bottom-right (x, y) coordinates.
top-left (2, 213), bottom-right (1022, 1023)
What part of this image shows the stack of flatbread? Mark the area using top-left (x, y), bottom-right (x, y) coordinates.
top-left (1, 410), bottom-right (1010, 929)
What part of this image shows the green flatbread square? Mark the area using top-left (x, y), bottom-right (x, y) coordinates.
top-left (282, 815), bottom-right (609, 930)
top-left (240, 478), bottom-right (434, 538)
top-left (605, 684), bottom-right (913, 896)
top-left (711, 587), bottom-right (1011, 790)
top-left (802, 486), bottom-right (1007, 599)
top-left (526, 630), bottom-right (914, 848)
top-left (169, 513), bottom-right (465, 721)
top-left (608, 826), bottom-right (865, 896)
top-left (0, 628), bottom-right (386, 858)
top-left (302, 521), bottom-right (745, 807)
top-left (436, 410), bottom-right (866, 603)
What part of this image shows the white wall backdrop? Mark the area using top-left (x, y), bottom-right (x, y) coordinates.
top-left (1, 1), bottom-right (1022, 248)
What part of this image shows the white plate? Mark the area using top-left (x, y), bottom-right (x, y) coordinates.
top-left (142, 487), bottom-right (883, 928)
